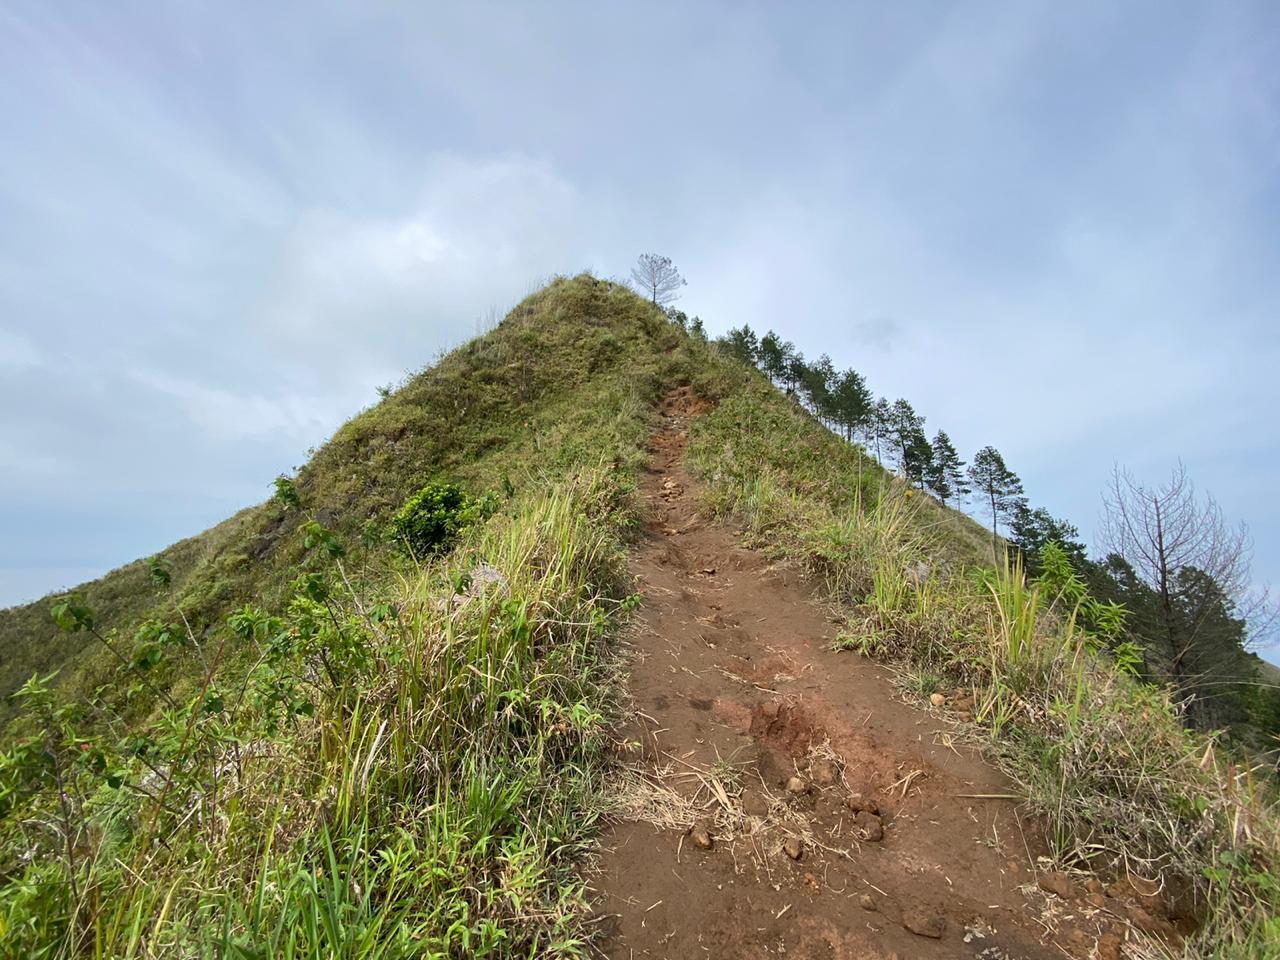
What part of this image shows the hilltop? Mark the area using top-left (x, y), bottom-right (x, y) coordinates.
top-left (0, 276), bottom-right (1275, 958)
top-left (0, 277), bottom-right (689, 720)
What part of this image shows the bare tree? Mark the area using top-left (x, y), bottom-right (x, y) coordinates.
top-left (1101, 463), bottom-right (1274, 726)
top-left (630, 253), bottom-right (686, 306)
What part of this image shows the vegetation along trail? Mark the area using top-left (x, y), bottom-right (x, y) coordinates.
top-left (592, 388), bottom-right (1127, 960)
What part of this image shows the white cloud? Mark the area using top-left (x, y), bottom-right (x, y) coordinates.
top-left (129, 370), bottom-right (345, 442)
top-left (0, 330), bottom-right (43, 368)
top-left (253, 155), bottom-right (591, 374)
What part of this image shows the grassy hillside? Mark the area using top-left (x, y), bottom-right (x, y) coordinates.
top-left (0, 276), bottom-right (729, 957)
top-left (0, 276), bottom-right (708, 725)
top-left (2, 274), bottom-right (1276, 957)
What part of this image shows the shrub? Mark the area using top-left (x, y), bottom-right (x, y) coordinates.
top-left (390, 481), bottom-right (488, 557)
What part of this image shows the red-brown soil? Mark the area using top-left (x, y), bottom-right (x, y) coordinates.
top-left (589, 389), bottom-right (1131, 960)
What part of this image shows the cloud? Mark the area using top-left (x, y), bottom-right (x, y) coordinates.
top-left (128, 370), bottom-right (342, 442)
top-left (252, 155), bottom-right (592, 379)
top-left (0, 330), bottom-right (42, 368)
top-left (851, 318), bottom-right (902, 352)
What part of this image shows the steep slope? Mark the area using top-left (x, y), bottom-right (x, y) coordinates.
top-left (0, 276), bottom-right (690, 722)
top-left (0, 276), bottom-right (723, 957)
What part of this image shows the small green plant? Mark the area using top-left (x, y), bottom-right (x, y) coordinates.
top-left (273, 474), bottom-right (300, 508)
top-left (146, 555), bottom-right (171, 587)
top-left (390, 480), bottom-right (472, 557)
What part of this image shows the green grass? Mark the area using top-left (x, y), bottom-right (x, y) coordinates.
top-left (0, 275), bottom-right (731, 958)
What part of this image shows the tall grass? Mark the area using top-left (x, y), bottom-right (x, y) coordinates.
top-left (0, 469), bottom-right (633, 958)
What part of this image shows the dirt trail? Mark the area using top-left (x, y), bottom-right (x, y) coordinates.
top-left (591, 390), bottom-right (1111, 960)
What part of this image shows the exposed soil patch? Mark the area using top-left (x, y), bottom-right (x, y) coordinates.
top-left (590, 388), bottom-right (1141, 959)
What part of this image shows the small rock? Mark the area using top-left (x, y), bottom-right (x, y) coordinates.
top-left (783, 836), bottom-right (804, 860)
top-left (1038, 871), bottom-right (1080, 900)
top-left (845, 793), bottom-right (880, 815)
top-left (858, 893), bottom-right (877, 912)
top-left (902, 909), bottom-right (945, 939)
top-left (854, 810), bottom-right (885, 842)
top-left (811, 758), bottom-right (839, 786)
top-left (741, 791), bottom-right (771, 818)
top-left (688, 822), bottom-right (714, 851)
top-left (1096, 931), bottom-right (1124, 960)
top-left (785, 775), bottom-right (809, 795)
top-left (929, 692), bottom-right (946, 707)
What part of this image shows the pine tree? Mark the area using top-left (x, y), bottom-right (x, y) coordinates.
top-left (800, 354), bottom-right (836, 423)
top-left (758, 331), bottom-right (795, 385)
top-left (967, 445), bottom-right (1025, 561)
top-left (888, 399), bottom-right (926, 474)
top-left (865, 398), bottom-right (892, 463)
top-left (902, 431), bottom-right (933, 489)
top-left (718, 325), bottom-right (759, 366)
top-left (831, 369), bottom-right (872, 441)
top-left (926, 430), bottom-right (968, 506)
top-left (1009, 502), bottom-right (1086, 575)
top-left (782, 352), bottom-right (807, 393)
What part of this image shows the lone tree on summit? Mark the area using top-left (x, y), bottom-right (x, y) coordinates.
top-left (631, 253), bottom-right (686, 306)
top-left (968, 445), bottom-right (1025, 561)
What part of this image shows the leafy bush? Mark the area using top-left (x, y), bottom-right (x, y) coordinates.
top-left (391, 481), bottom-right (493, 557)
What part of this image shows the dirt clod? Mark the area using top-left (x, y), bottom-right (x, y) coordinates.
top-left (853, 810), bottom-right (885, 842)
top-left (902, 909), bottom-right (946, 939)
top-left (845, 793), bottom-right (879, 816)
top-left (858, 893), bottom-right (877, 912)
top-left (688, 822), bottom-right (714, 851)
top-left (785, 775), bottom-right (809, 795)
top-left (741, 791), bottom-right (771, 818)
top-left (1127, 904), bottom-right (1174, 939)
top-left (929, 692), bottom-right (946, 707)
top-left (1037, 870), bottom-right (1080, 900)
top-left (1096, 931), bottom-right (1125, 960)
top-left (810, 758), bottom-right (839, 786)
top-left (783, 836), bottom-right (804, 860)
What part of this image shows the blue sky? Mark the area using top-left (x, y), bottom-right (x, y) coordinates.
top-left (2, 2), bottom-right (1278, 657)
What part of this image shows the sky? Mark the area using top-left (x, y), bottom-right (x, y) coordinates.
top-left (2, 2), bottom-right (1278, 655)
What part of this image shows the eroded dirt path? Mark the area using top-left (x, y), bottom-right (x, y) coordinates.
top-left (591, 390), bottom-right (1103, 960)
